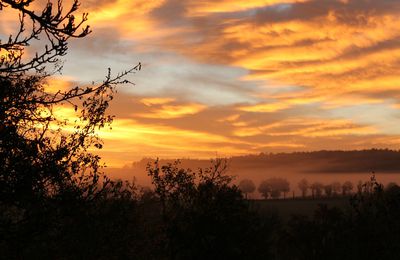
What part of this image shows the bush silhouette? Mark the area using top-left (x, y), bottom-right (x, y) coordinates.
top-left (147, 159), bottom-right (260, 259)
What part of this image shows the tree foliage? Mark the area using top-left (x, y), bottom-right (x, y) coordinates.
top-left (258, 180), bottom-right (272, 199)
top-left (277, 175), bottom-right (400, 260)
top-left (0, 0), bottom-right (90, 75)
top-left (0, 0), bottom-right (140, 206)
top-left (298, 178), bottom-right (309, 198)
top-left (0, 1), bottom-right (140, 257)
top-left (342, 181), bottom-right (354, 196)
top-left (147, 158), bottom-right (258, 259)
top-left (310, 182), bottom-right (324, 198)
top-left (259, 177), bottom-right (290, 199)
top-left (238, 179), bottom-right (256, 198)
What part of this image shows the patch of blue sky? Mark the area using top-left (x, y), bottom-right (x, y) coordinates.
top-left (62, 48), bottom-right (259, 105)
top-left (272, 3), bottom-right (293, 12)
top-left (221, 2), bottom-right (293, 18)
top-left (329, 102), bottom-right (400, 135)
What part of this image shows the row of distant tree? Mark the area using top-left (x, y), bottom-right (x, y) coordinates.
top-left (238, 178), bottom-right (399, 199)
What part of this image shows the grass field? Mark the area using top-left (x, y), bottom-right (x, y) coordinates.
top-left (248, 198), bottom-right (351, 220)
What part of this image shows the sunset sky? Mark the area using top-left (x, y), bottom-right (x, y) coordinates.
top-left (3, 0), bottom-right (400, 167)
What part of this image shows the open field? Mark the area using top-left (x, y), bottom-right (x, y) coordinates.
top-left (249, 198), bottom-right (351, 220)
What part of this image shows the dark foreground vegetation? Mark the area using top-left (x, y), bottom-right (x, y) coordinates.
top-left (1, 1), bottom-right (400, 259)
top-left (2, 160), bottom-right (400, 259)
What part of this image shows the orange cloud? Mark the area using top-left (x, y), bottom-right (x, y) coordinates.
top-left (44, 76), bottom-right (77, 94)
top-left (143, 0), bottom-right (400, 108)
top-left (141, 97), bottom-right (175, 106)
top-left (9, 0), bottom-right (400, 167)
top-left (136, 103), bottom-right (206, 119)
top-left (233, 118), bottom-right (377, 137)
top-left (136, 97), bottom-right (206, 119)
top-left (95, 117), bottom-right (252, 166)
top-left (187, 0), bottom-right (309, 15)
top-left (238, 102), bottom-right (291, 113)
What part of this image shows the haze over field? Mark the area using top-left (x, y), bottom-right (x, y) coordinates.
top-left (107, 150), bottom-right (400, 196)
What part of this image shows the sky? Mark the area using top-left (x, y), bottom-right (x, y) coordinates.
top-left (3, 0), bottom-right (400, 167)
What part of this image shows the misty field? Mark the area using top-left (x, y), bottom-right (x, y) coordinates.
top-left (250, 198), bottom-right (350, 220)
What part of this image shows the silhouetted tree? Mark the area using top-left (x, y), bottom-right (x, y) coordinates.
top-left (342, 181), bottom-right (354, 196)
top-left (239, 179), bottom-right (256, 199)
top-left (0, 1), bottom-right (141, 258)
top-left (258, 180), bottom-right (271, 200)
top-left (259, 178), bottom-right (290, 199)
top-left (1, 0), bottom-right (141, 203)
top-left (348, 175), bottom-right (400, 259)
top-left (277, 205), bottom-right (348, 260)
top-left (298, 178), bottom-right (309, 198)
top-left (277, 175), bottom-right (400, 260)
top-left (280, 178), bottom-right (290, 199)
top-left (324, 184), bottom-right (333, 197)
top-left (356, 180), bottom-right (363, 194)
top-left (385, 182), bottom-right (399, 191)
top-left (310, 182), bottom-right (324, 198)
top-left (331, 181), bottom-right (342, 196)
top-left (147, 158), bottom-right (257, 259)
top-left (0, 0), bottom-right (91, 76)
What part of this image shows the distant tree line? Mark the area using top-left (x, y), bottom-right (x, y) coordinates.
top-left (238, 178), bottom-right (396, 200)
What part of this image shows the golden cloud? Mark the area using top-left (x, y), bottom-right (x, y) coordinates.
top-left (233, 118), bottom-right (378, 137)
top-left (136, 102), bottom-right (206, 119)
top-left (238, 102), bottom-right (291, 113)
top-left (187, 0), bottom-right (309, 15)
top-left (95, 117), bottom-right (252, 166)
top-left (10, 0), bottom-right (400, 166)
top-left (140, 97), bottom-right (175, 106)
